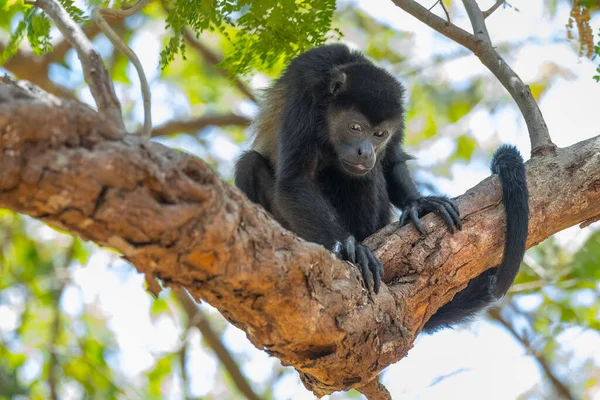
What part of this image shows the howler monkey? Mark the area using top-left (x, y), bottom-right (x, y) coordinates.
top-left (235, 44), bottom-right (529, 332)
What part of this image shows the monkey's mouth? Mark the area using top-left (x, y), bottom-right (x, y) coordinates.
top-left (339, 159), bottom-right (373, 176)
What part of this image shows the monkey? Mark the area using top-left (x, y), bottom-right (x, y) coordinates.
top-left (234, 43), bottom-right (528, 332)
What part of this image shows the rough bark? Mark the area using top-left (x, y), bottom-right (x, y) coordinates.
top-left (1, 80), bottom-right (600, 396)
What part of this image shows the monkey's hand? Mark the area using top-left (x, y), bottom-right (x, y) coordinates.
top-left (400, 196), bottom-right (461, 235)
top-left (333, 236), bottom-right (384, 294)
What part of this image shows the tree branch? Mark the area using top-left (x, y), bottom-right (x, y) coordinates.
top-left (174, 289), bottom-right (262, 400)
top-left (181, 30), bottom-right (257, 103)
top-left (150, 114), bottom-right (252, 137)
top-left (92, 0), bottom-right (153, 138)
top-left (461, 0), bottom-right (491, 45)
top-left (48, 242), bottom-right (76, 400)
top-left (483, 0), bottom-right (506, 19)
top-left (390, 0), bottom-right (554, 153)
top-left (2, 80), bottom-right (600, 395)
top-left (357, 377), bottom-right (392, 400)
top-left (0, 20), bottom-right (124, 101)
top-left (488, 308), bottom-right (576, 400)
top-left (35, 0), bottom-right (125, 131)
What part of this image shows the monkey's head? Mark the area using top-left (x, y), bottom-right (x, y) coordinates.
top-left (325, 63), bottom-right (404, 177)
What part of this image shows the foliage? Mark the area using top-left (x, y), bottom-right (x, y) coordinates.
top-left (162, 0), bottom-right (340, 75)
top-left (1, 0), bottom-right (339, 76)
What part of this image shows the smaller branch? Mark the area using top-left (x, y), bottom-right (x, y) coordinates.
top-left (179, 341), bottom-right (192, 400)
top-left (358, 377), bottom-right (392, 400)
top-left (151, 114), bottom-right (252, 138)
top-left (159, 0), bottom-right (256, 103)
top-left (47, 21), bottom-right (123, 64)
top-left (488, 308), bottom-right (576, 400)
top-left (483, 0), bottom-right (506, 19)
top-left (182, 30), bottom-right (257, 103)
top-left (391, 0), bottom-right (555, 153)
top-left (49, 243), bottom-right (76, 400)
top-left (461, 0), bottom-right (491, 45)
top-left (439, 0), bottom-right (450, 24)
top-left (92, 0), bottom-right (153, 139)
top-left (579, 214), bottom-right (600, 228)
top-left (174, 289), bottom-right (262, 400)
top-left (36, 0), bottom-right (125, 131)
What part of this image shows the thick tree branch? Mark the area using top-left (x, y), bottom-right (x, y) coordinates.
top-left (1, 81), bottom-right (600, 395)
top-left (35, 0), bottom-right (125, 131)
top-left (151, 114), bottom-right (252, 137)
top-left (391, 0), bottom-right (554, 153)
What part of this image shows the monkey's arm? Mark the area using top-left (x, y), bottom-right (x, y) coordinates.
top-left (384, 145), bottom-right (461, 234)
top-left (273, 97), bottom-right (383, 292)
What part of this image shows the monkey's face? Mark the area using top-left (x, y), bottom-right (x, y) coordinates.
top-left (327, 107), bottom-right (397, 176)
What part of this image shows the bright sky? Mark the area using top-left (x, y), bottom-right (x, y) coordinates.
top-left (2, 0), bottom-right (600, 399)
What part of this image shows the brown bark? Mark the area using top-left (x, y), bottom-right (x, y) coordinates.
top-left (1, 80), bottom-right (600, 396)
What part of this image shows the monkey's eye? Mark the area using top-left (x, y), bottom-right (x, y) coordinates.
top-left (373, 130), bottom-right (386, 138)
top-left (349, 123), bottom-right (363, 132)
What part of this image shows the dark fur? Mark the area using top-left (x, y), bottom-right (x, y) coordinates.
top-left (234, 44), bottom-right (529, 332)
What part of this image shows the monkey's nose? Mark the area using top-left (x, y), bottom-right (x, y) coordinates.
top-left (356, 143), bottom-right (374, 165)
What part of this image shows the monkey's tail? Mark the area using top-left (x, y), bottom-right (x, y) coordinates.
top-left (422, 145), bottom-right (528, 333)
top-left (488, 144), bottom-right (529, 297)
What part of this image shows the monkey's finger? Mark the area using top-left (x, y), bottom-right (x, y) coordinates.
top-left (409, 208), bottom-right (426, 235)
top-left (430, 202), bottom-right (456, 233)
top-left (399, 210), bottom-right (408, 227)
top-left (357, 249), bottom-right (374, 291)
top-left (442, 201), bottom-right (462, 230)
top-left (332, 241), bottom-right (344, 259)
top-left (366, 250), bottom-right (383, 294)
top-left (430, 196), bottom-right (460, 217)
top-left (429, 198), bottom-right (461, 231)
top-left (378, 257), bottom-right (385, 278)
top-left (345, 236), bottom-right (356, 264)
top-left (449, 198), bottom-right (460, 217)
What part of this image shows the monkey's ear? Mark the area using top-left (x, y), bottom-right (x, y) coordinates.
top-left (329, 70), bottom-right (347, 95)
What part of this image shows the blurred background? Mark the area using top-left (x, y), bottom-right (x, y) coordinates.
top-left (1, 0), bottom-right (600, 398)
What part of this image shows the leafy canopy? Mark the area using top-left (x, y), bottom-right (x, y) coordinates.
top-left (0, 0), bottom-right (340, 75)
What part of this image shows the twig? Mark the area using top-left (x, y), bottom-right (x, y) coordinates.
top-left (151, 114), bottom-right (252, 137)
top-left (174, 289), bottom-right (262, 400)
top-left (579, 214), bottom-right (600, 228)
top-left (358, 376), bottom-right (392, 400)
top-left (35, 0), bottom-right (125, 131)
top-left (92, 0), bottom-right (153, 139)
top-left (179, 341), bottom-right (192, 400)
top-left (439, 0), bottom-right (450, 24)
top-left (48, 243), bottom-right (76, 400)
top-left (461, 0), bottom-right (491, 45)
top-left (390, 0), bottom-right (555, 153)
top-left (483, 0), bottom-right (506, 19)
top-left (488, 308), bottom-right (576, 400)
top-left (182, 31), bottom-right (257, 103)
top-left (159, 0), bottom-right (256, 102)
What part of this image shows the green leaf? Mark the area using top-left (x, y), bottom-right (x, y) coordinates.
top-left (150, 297), bottom-right (169, 318)
top-left (452, 134), bottom-right (477, 162)
top-left (71, 237), bottom-right (90, 265)
top-left (146, 354), bottom-right (174, 397)
top-left (571, 231), bottom-right (600, 279)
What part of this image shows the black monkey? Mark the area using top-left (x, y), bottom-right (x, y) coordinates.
top-left (235, 44), bottom-right (528, 332)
